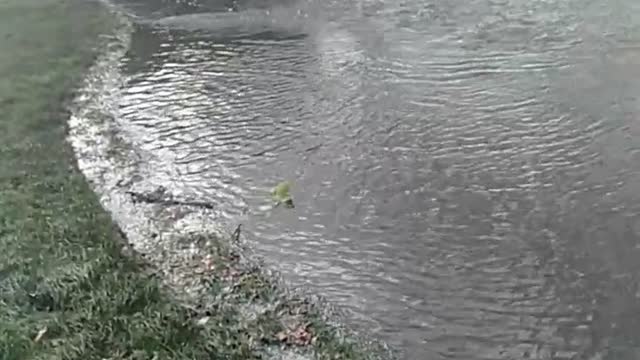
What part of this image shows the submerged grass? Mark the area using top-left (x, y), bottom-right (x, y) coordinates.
top-left (0, 0), bottom-right (388, 359)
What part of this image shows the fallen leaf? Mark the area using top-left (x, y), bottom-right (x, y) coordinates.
top-left (275, 322), bottom-right (314, 346)
top-left (271, 181), bottom-right (291, 201)
top-left (291, 324), bottom-right (313, 346)
top-left (271, 181), bottom-right (294, 207)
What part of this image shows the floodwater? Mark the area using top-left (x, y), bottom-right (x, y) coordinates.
top-left (102, 0), bottom-right (640, 358)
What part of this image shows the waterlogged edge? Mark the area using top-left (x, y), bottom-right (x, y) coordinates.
top-left (67, 2), bottom-right (397, 359)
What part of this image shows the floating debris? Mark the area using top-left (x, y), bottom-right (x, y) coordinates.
top-left (271, 181), bottom-right (294, 208)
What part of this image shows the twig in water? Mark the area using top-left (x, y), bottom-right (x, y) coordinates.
top-left (232, 224), bottom-right (242, 243)
top-left (125, 190), bottom-right (215, 210)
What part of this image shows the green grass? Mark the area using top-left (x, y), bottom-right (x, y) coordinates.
top-left (0, 2), bottom-right (241, 358)
top-left (0, 1), bottom-right (389, 359)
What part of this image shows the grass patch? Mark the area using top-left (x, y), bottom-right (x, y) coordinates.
top-left (0, 0), bottom-right (238, 360)
top-left (0, 0), bottom-right (249, 358)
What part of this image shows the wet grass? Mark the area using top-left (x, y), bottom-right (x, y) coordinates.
top-left (0, 1), bottom-right (389, 359)
top-left (0, 1), bottom-right (232, 358)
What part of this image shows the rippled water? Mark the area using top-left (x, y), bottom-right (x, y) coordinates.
top-left (103, 0), bottom-right (640, 358)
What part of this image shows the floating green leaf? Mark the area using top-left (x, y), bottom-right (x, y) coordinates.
top-left (271, 181), bottom-right (294, 208)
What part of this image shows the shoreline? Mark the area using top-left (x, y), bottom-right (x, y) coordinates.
top-left (68, 4), bottom-right (394, 359)
top-left (0, 0), bottom-right (393, 358)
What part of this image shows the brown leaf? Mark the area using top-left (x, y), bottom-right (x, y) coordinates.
top-left (275, 323), bottom-right (313, 346)
top-left (291, 324), bottom-right (313, 346)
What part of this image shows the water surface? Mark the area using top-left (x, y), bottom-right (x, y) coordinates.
top-left (106, 0), bottom-right (640, 358)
